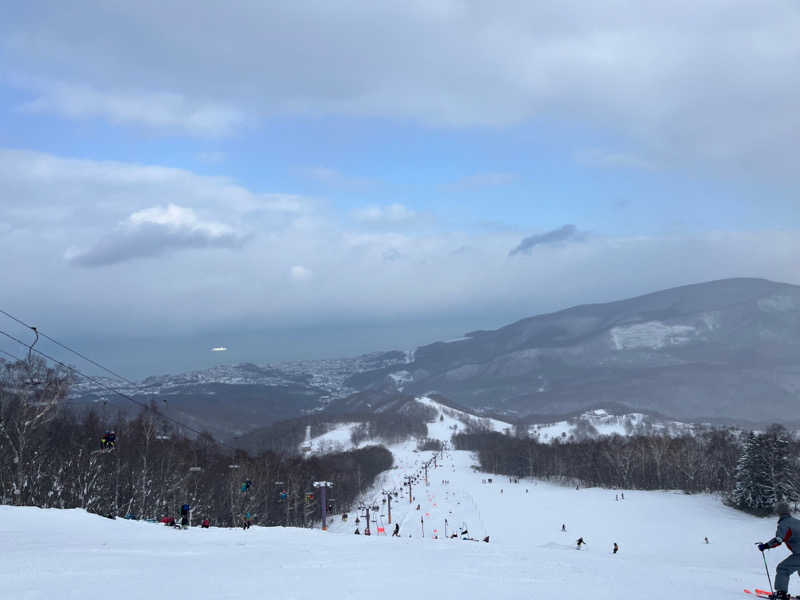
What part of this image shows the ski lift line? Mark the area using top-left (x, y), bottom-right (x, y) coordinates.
top-left (0, 308), bottom-right (136, 386)
top-left (0, 327), bottom-right (235, 451)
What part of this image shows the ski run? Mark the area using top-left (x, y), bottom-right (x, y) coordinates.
top-left (0, 397), bottom-right (790, 599)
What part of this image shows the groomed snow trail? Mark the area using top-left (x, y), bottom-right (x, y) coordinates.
top-left (0, 398), bottom-right (787, 599)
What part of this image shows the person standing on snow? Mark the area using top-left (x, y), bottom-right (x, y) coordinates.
top-left (613, 542), bottom-right (619, 554)
top-left (392, 523), bottom-right (400, 537)
top-left (758, 502), bottom-right (800, 600)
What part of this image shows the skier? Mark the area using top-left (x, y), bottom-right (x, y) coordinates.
top-left (201, 518), bottom-right (210, 529)
top-left (562, 523), bottom-right (567, 532)
top-left (757, 502), bottom-right (800, 600)
top-left (704, 536), bottom-right (709, 544)
top-left (392, 523), bottom-right (400, 537)
top-left (613, 542), bottom-right (619, 554)
top-left (576, 537), bottom-right (586, 550)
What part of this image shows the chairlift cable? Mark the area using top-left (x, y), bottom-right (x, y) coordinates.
top-left (0, 327), bottom-right (234, 450)
top-left (0, 308), bottom-right (136, 386)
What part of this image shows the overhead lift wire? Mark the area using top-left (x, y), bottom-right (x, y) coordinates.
top-left (0, 326), bottom-right (233, 450)
top-left (0, 308), bottom-right (136, 386)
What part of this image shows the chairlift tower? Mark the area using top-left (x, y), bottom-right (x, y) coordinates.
top-left (313, 481), bottom-right (333, 530)
top-left (301, 425), bottom-right (312, 454)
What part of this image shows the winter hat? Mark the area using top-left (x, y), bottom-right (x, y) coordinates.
top-left (775, 501), bottom-right (791, 516)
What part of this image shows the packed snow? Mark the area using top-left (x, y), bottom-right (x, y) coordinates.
top-left (609, 321), bottom-right (697, 350)
top-left (302, 422), bottom-right (364, 454)
top-left (415, 395), bottom-right (513, 436)
top-left (528, 408), bottom-right (697, 442)
top-left (1, 397), bottom-right (789, 599)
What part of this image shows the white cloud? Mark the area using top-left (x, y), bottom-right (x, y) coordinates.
top-left (210, 346), bottom-right (228, 352)
top-left (18, 81), bottom-right (245, 137)
top-left (129, 204), bottom-right (233, 237)
top-left (354, 203), bottom-right (416, 224)
top-left (67, 204), bottom-right (246, 267)
top-left (5, 2), bottom-right (800, 173)
top-left (1, 148), bottom-right (799, 346)
top-left (289, 265), bottom-right (313, 282)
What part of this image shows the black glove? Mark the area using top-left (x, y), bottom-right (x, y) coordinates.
top-left (758, 543), bottom-right (769, 552)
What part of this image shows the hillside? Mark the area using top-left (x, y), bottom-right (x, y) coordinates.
top-left (2, 441), bottom-right (782, 600)
top-left (61, 278), bottom-right (800, 433)
top-left (348, 278), bottom-right (800, 423)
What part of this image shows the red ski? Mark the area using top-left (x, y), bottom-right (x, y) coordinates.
top-left (745, 588), bottom-right (799, 599)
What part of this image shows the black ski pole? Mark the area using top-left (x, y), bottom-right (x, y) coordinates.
top-left (760, 548), bottom-right (774, 597)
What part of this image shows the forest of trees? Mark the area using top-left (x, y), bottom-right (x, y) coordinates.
top-left (4, 354), bottom-right (798, 524)
top-left (732, 427), bottom-right (800, 515)
top-left (454, 426), bottom-right (800, 511)
top-left (0, 357), bottom-right (393, 526)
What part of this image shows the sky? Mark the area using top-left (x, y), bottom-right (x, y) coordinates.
top-left (0, 1), bottom-right (799, 378)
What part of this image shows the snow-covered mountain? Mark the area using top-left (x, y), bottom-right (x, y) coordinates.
top-left (348, 278), bottom-right (800, 424)
top-left (67, 278), bottom-right (800, 435)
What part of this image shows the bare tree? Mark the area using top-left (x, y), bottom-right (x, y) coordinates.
top-left (0, 357), bottom-right (72, 504)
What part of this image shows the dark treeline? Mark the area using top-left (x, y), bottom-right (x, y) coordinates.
top-left (0, 357), bottom-right (392, 526)
top-left (453, 430), bottom-right (744, 492)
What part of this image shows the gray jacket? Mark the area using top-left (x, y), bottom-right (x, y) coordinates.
top-left (766, 515), bottom-right (800, 554)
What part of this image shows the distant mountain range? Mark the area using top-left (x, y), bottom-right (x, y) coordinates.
top-left (350, 277), bottom-right (800, 424)
top-left (69, 278), bottom-right (800, 436)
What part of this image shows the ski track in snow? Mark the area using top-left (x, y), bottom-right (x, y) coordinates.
top-left (0, 397), bottom-right (786, 599)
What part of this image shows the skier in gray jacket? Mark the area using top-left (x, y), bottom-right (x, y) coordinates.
top-left (758, 502), bottom-right (800, 599)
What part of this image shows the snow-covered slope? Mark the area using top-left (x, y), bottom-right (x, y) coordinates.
top-left (302, 422), bottom-right (364, 454)
top-left (528, 408), bottom-right (698, 442)
top-left (299, 396), bottom-right (514, 454)
top-left (2, 442), bottom-right (784, 600)
top-left (416, 395), bottom-right (514, 438)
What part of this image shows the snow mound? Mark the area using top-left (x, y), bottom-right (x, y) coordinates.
top-left (529, 409), bottom-right (697, 442)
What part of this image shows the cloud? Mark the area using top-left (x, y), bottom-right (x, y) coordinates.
top-left (2, 148), bottom-right (800, 366)
top-left (354, 203), bottom-right (417, 225)
top-left (68, 204), bottom-right (246, 267)
top-left (290, 265), bottom-right (313, 281)
top-left (509, 225), bottom-right (584, 256)
top-left (5, 2), bottom-right (800, 174)
top-left (211, 346), bottom-right (228, 352)
top-left (18, 81), bottom-right (245, 137)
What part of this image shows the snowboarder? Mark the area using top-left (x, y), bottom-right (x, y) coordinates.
top-left (757, 502), bottom-right (800, 600)
top-left (576, 537), bottom-right (586, 550)
top-left (392, 523), bottom-right (400, 537)
top-left (613, 542), bottom-right (619, 554)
